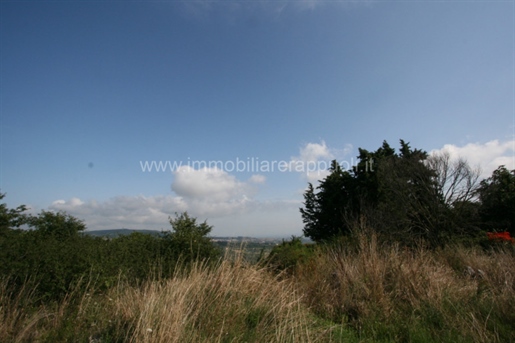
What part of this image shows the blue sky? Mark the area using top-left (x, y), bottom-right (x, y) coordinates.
top-left (1, 1), bottom-right (514, 236)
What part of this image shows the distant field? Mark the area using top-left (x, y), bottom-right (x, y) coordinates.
top-left (215, 240), bottom-right (279, 263)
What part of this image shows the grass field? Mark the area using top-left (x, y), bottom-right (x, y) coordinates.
top-left (2, 233), bottom-right (514, 343)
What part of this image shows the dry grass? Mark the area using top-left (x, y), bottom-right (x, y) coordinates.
top-left (1, 235), bottom-right (514, 342)
top-left (0, 275), bottom-right (109, 343)
top-left (294, 231), bottom-right (515, 342)
top-left (0, 255), bottom-right (346, 343)
top-left (0, 278), bottom-right (44, 342)
top-left (109, 257), bottom-right (327, 343)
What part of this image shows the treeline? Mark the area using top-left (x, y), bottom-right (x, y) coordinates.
top-left (299, 139), bottom-right (514, 247)
top-left (0, 203), bottom-right (221, 301)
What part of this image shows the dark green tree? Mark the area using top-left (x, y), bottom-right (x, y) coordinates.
top-left (353, 140), bottom-right (396, 208)
top-left (300, 161), bottom-right (356, 242)
top-left (0, 205), bottom-right (89, 299)
top-left (162, 212), bottom-right (221, 262)
top-left (28, 210), bottom-right (86, 239)
top-left (0, 192), bottom-right (28, 234)
top-left (373, 141), bottom-right (445, 245)
top-left (477, 166), bottom-right (515, 235)
top-left (300, 140), bottom-right (472, 246)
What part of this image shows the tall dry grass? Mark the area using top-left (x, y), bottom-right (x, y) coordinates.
top-left (109, 256), bottom-right (339, 343)
top-left (294, 231), bottom-right (515, 342)
top-left (0, 275), bottom-right (110, 343)
top-left (110, 261), bottom-right (304, 342)
top-left (2, 235), bottom-right (514, 342)
top-left (0, 278), bottom-right (44, 342)
top-left (1, 254), bottom-right (347, 343)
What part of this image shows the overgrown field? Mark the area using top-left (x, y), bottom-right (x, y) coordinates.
top-left (2, 233), bottom-right (514, 343)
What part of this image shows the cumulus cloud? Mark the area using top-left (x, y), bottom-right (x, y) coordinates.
top-left (430, 139), bottom-right (515, 179)
top-left (290, 140), bottom-right (342, 183)
top-left (49, 166), bottom-right (273, 233)
top-left (298, 141), bottom-right (334, 162)
top-left (50, 195), bottom-right (187, 231)
top-left (170, 166), bottom-right (261, 217)
top-left (46, 142), bottom-right (356, 236)
top-left (49, 193), bottom-right (300, 236)
top-left (172, 166), bottom-right (253, 201)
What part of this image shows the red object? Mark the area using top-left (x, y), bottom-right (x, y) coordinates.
top-left (487, 232), bottom-right (514, 243)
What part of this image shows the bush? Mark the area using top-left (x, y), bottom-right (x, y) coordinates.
top-left (264, 236), bottom-right (315, 274)
top-left (160, 212), bottom-right (222, 264)
top-left (0, 200), bottom-right (221, 302)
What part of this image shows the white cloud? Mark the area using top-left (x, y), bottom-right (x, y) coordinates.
top-left (48, 167), bottom-right (278, 234)
top-left (49, 195), bottom-right (187, 231)
top-left (46, 142), bottom-right (357, 236)
top-left (249, 174), bottom-right (266, 184)
top-left (290, 141), bottom-right (337, 183)
top-left (48, 194), bottom-right (301, 236)
top-left (172, 166), bottom-right (253, 201)
top-left (298, 141), bottom-right (334, 162)
top-left (430, 139), bottom-right (515, 179)
top-left (170, 166), bottom-right (263, 217)
top-left (69, 197), bottom-right (84, 206)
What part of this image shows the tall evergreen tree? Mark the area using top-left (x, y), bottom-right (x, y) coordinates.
top-left (477, 166), bottom-right (515, 235)
top-left (300, 160), bottom-right (356, 242)
top-left (300, 140), bottom-right (467, 246)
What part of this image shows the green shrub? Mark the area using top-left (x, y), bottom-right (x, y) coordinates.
top-left (264, 236), bottom-right (315, 274)
top-left (0, 202), bottom-right (221, 302)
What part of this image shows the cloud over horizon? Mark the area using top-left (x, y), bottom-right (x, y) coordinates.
top-left (430, 139), bottom-right (515, 178)
top-left (49, 165), bottom-right (293, 235)
top-left (47, 139), bottom-right (513, 236)
top-left (48, 143), bottom-right (337, 235)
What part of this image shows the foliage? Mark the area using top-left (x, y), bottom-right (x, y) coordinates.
top-left (28, 210), bottom-right (86, 239)
top-left (161, 212), bottom-right (221, 263)
top-left (300, 161), bottom-right (357, 242)
top-left (264, 236), bottom-right (315, 273)
top-left (1, 256), bottom-right (354, 343)
top-left (477, 166), bottom-right (515, 235)
top-left (372, 141), bottom-right (445, 246)
top-left (426, 151), bottom-right (483, 240)
top-left (0, 192), bottom-right (28, 234)
top-left (300, 140), bottom-right (487, 247)
top-left (0, 195), bottom-right (220, 301)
